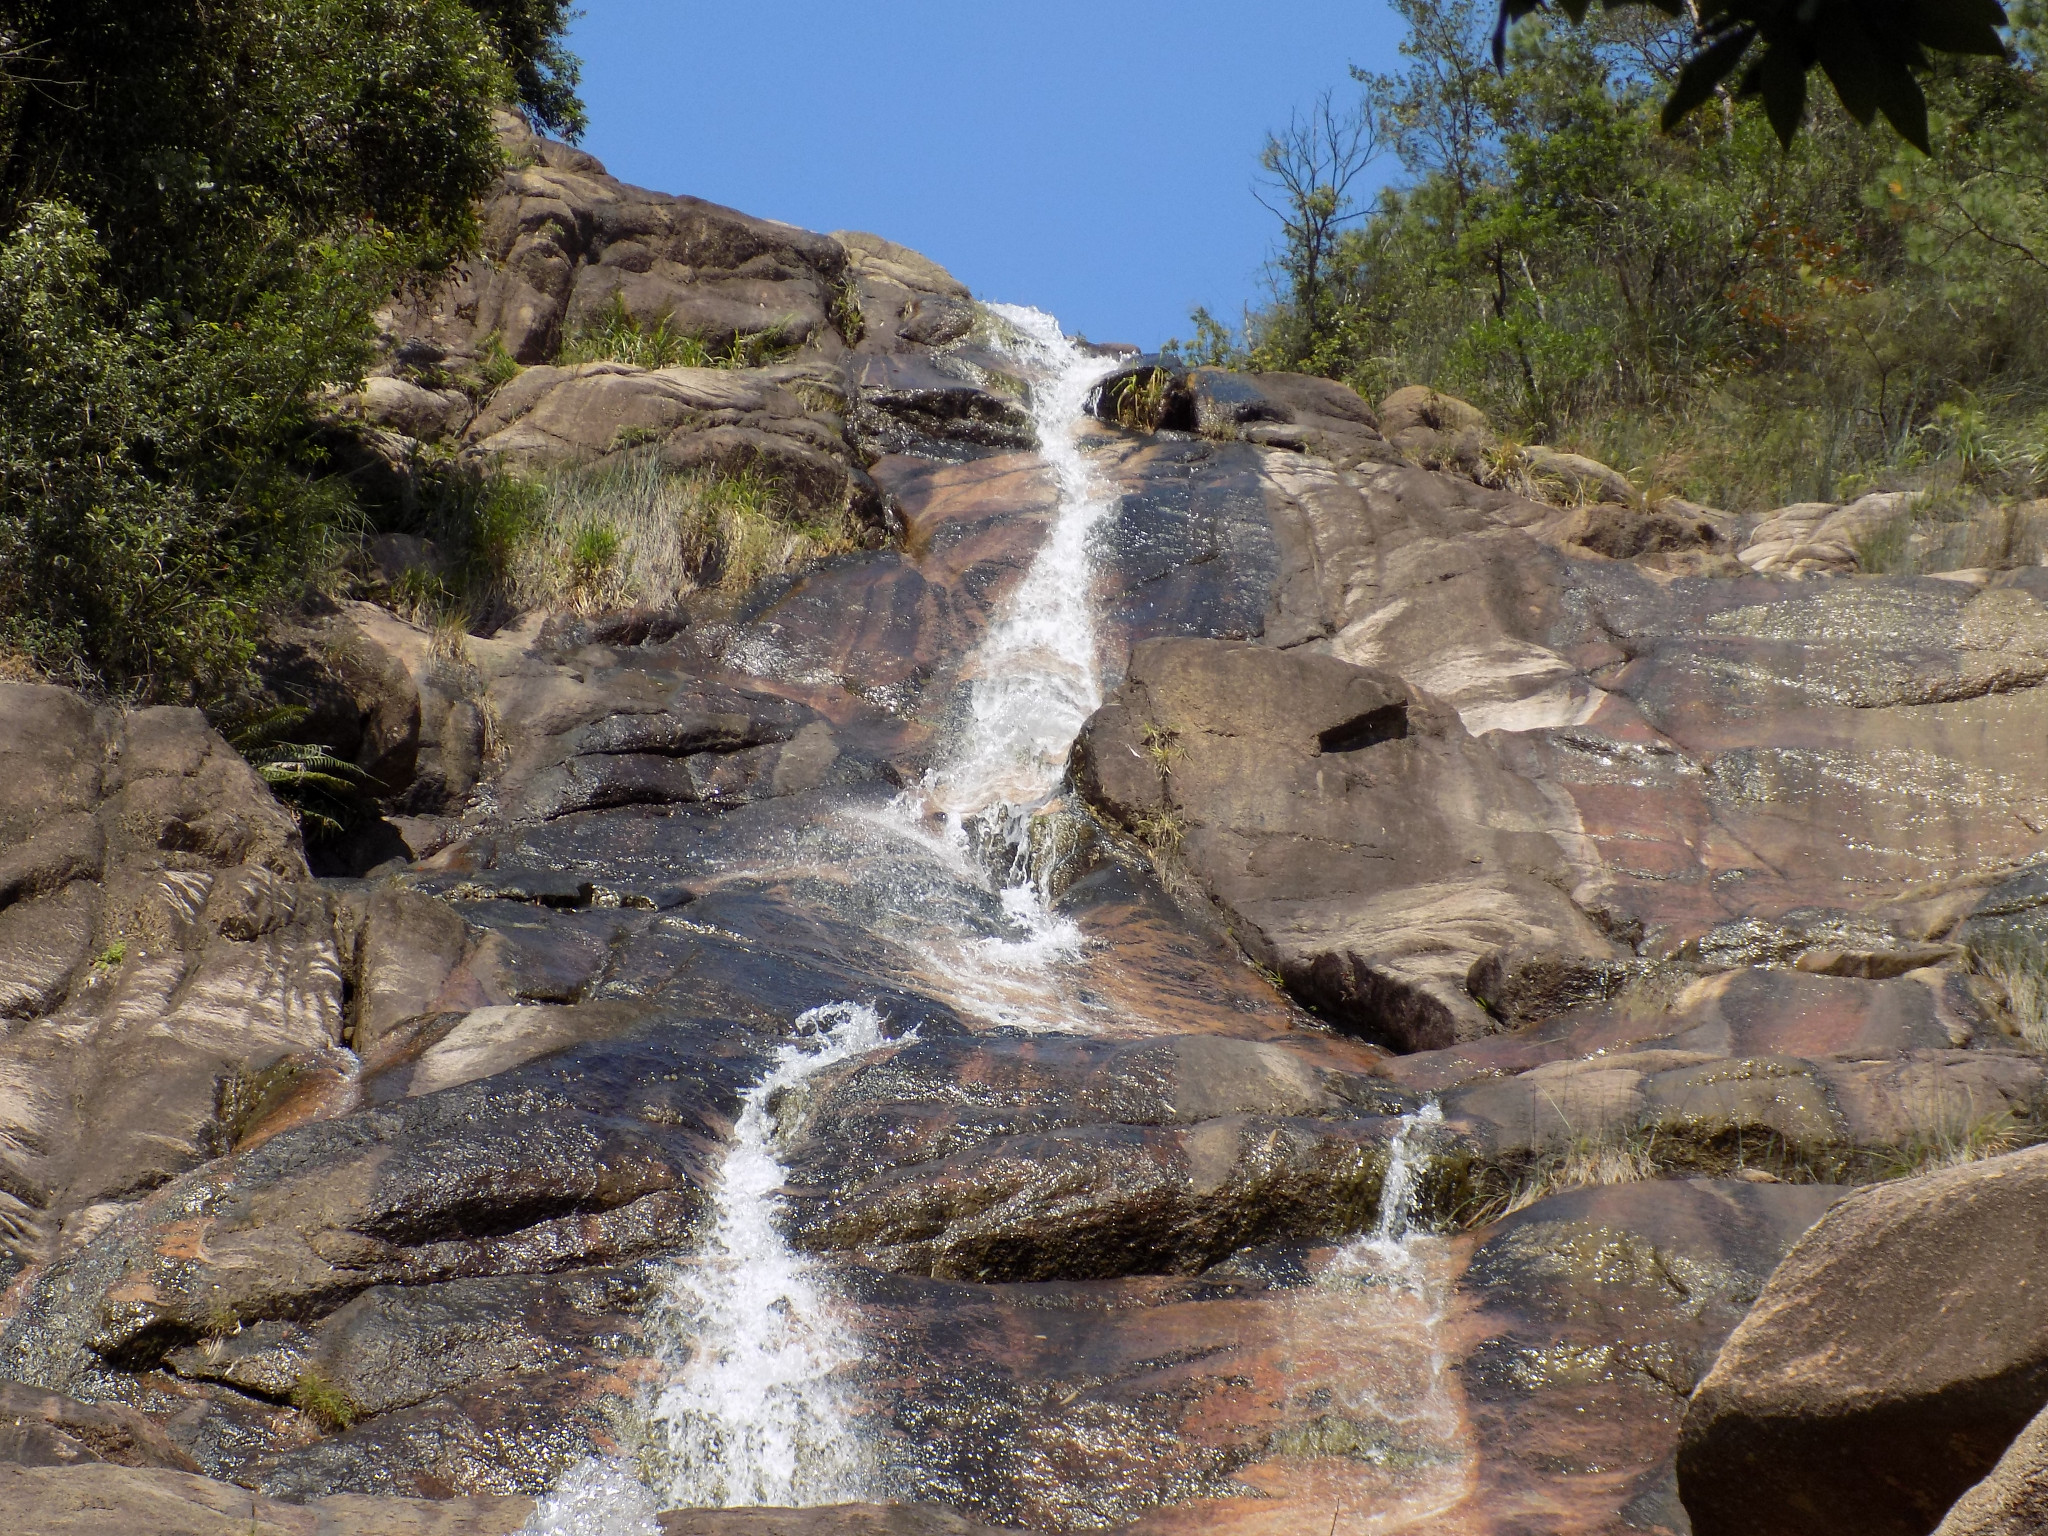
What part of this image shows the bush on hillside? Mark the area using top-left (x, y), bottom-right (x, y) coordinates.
top-left (1204, 0), bottom-right (2048, 511)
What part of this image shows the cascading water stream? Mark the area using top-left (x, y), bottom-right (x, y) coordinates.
top-left (924, 305), bottom-right (1121, 819)
top-left (1299, 1100), bottom-right (1471, 1529)
top-left (521, 1004), bottom-right (891, 1534)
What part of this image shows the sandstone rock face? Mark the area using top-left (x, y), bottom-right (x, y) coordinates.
top-left (13, 144), bottom-right (2048, 1536)
top-left (1071, 636), bottom-right (1622, 1048)
top-left (1678, 1145), bottom-right (2048, 1536)
top-left (0, 686), bottom-right (339, 1279)
top-left (1934, 1401), bottom-right (2048, 1536)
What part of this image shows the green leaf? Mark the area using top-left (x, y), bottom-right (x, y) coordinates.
top-left (1662, 26), bottom-right (1759, 131)
top-left (1741, 42), bottom-right (1812, 148)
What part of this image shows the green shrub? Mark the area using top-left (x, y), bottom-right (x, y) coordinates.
top-left (1229, 0), bottom-right (2048, 514)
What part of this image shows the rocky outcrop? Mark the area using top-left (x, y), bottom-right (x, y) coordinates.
top-left (0, 685), bottom-right (342, 1279)
top-left (1678, 1145), bottom-right (2048, 1536)
top-left (1935, 1402), bottom-right (2048, 1536)
top-left (1071, 637), bottom-right (1623, 1048)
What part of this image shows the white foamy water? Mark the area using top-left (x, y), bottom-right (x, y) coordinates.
top-left (925, 305), bottom-right (1121, 817)
top-left (519, 1457), bottom-right (663, 1536)
top-left (650, 1001), bottom-right (890, 1506)
top-left (521, 1003), bottom-right (890, 1532)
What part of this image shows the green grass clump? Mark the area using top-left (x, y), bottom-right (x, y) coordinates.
top-left (290, 1367), bottom-right (358, 1431)
top-left (418, 454), bottom-right (858, 622)
top-left (557, 291), bottom-right (800, 372)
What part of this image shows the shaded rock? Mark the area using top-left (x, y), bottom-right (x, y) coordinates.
top-left (794, 1111), bottom-right (1417, 1282)
top-left (0, 1382), bottom-right (198, 1470)
top-left (849, 353), bottom-right (1035, 462)
top-left (1934, 1399), bottom-right (2048, 1536)
top-left (1070, 638), bottom-right (1620, 1048)
top-left (1678, 1144), bottom-right (2048, 1536)
top-left (0, 1462), bottom-right (532, 1535)
top-left (1558, 499), bottom-right (1722, 560)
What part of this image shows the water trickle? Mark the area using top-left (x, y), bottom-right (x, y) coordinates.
top-left (649, 1001), bottom-right (891, 1507)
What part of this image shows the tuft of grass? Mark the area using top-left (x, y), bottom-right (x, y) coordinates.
top-left (559, 291), bottom-right (713, 370)
top-left (482, 456), bottom-right (856, 616)
top-left (1102, 368), bottom-right (1174, 431)
top-left (1131, 806), bottom-right (1186, 853)
top-left (1972, 941), bottom-right (2048, 1051)
top-left (1478, 439), bottom-right (1535, 497)
top-left (290, 1367), bottom-right (358, 1431)
top-left (1881, 1107), bottom-right (2036, 1179)
top-left (476, 330), bottom-right (521, 394)
top-left (558, 291), bottom-right (802, 373)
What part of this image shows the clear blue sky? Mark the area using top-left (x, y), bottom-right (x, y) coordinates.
top-left (564, 2), bottom-right (1406, 350)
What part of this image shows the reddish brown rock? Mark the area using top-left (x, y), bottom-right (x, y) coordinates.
top-left (1678, 1145), bottom-right (2048, 1536)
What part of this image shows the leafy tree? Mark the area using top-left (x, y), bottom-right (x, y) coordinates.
top-left (1237, 0), bottom-right (2048, 508)
top-left (0, 0), bottom-right (583, 699)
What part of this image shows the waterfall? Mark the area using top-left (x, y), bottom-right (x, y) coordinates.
top-left (1297, 1099), bottom-right (1468, 1522)
top-left (521, 1004), bottom-right (890, 1532)
top-left (650, 1002), bottom-right (888, 1505)
top-left (1362, 1101), bottom-right (1445, 1256)
top-left (925, 305), bottom-right (1120, 819)
top-left (529, 311), bottom-right (1126, 1530)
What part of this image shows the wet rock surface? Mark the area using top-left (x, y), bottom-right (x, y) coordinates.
top-left (9, 152), bottom-right (2048, 1536)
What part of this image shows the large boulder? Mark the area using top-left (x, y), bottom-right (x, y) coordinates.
top-left (1070, 638), bottom-right (1622, 1048)
top-left (1935, 1401), bottom-right (2048, 1536)
top-left (386, 115), bottom-right (848, 368)
top-left (1678, 1144), bottom-right (2048, 1536)
top-left (1185, 368), bottom-right (1394, 466)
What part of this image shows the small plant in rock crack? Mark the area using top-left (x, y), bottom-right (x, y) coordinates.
top-left (290, 1367), bottom-right (359, 1431)
top-left (201, 1294), bottom-right (241, 1344)
top-left (475, 330), bottom-right (522, 394)
top-left (1478, 439), bottom-right (1534, 497)
top-left (91, 941), bottom-right (125, 972)
top-left (1141, 722), bottom-right (1186, 773)
top-left (1132, 807), bottom-right (1186, 853)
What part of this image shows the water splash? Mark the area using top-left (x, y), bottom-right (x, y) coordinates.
top-left (519, 1457), bottom-right (662, 1536)
top-left (648, 1001), bottom-right (891, 1507)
